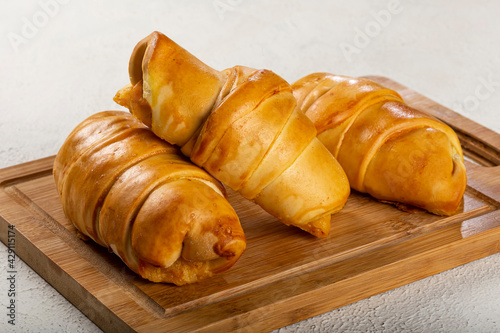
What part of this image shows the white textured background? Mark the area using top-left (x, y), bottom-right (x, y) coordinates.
top-left (1, 0), bottom-right (499, 332)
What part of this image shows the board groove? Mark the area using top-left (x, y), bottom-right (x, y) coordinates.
top-left (458, 130), bottom-right (500, 166)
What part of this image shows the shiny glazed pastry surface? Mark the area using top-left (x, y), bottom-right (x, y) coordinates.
top-left (115, 32), bottom-right (350, 237)
top-left (53, 111), bottom-right (246, 285)
top-left (292, 73), bottom-right (467, 216)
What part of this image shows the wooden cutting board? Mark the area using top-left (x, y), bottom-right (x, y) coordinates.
top-left (1, 76), bottom-right (500, 333)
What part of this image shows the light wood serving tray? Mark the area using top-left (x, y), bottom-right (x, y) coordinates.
top-left (1, 77), bottom-right (500, 332)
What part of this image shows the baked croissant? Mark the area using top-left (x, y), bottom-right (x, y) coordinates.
top-left (292, 73), bottom-right (467, 216)
top-left (114, 31), bottom-right (350, 237)
top-left (53, 111), bottom-right (246, 285)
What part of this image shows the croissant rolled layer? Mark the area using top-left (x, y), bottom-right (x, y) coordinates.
top-left (292, 73), bottom-right (467, 216)
top-left (115, 32), bottom-right (350, 237)
top-left (53, 111), bottom-right (246, 285)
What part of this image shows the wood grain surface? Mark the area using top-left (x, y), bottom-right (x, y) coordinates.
top-left (0, 77), bottom-right (499, 332)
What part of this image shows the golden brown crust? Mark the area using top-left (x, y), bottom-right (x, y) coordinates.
top-left (137, 32), bottom-right (225, 147)
top-left (114, 32), bottom-right (350, 237)
top-left (113, 82), bottom-right (153, 128)
top-left (54, 111), bottom-right (246, 285)
top-left (292, 73), bottom-right (467, 216)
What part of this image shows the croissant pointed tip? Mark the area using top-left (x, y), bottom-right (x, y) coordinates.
top-left (298, 215), bottom-right (331, 238)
